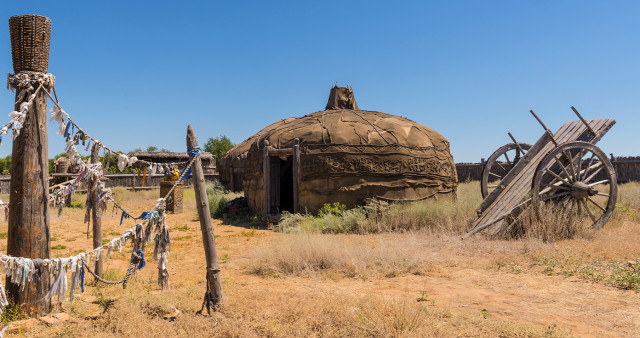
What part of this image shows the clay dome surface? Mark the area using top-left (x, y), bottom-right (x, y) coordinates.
top-left (223, 110), bottom-right (457, 214)
top-left (220, 86), bottom-right (457, 214)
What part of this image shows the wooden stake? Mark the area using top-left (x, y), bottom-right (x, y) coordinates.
top-left (6, 81), bottom-right (51, 315)
top-left (187, 125), bottom-right (223, 307)
top-left (90, 144), bottom-right (103, 277)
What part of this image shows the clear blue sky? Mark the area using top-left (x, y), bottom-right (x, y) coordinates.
top-left (1, 1), bottom-right (638, 162)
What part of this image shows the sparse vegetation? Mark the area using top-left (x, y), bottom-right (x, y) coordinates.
top-left (276, 183), bottom-right (481, 234)
top-left (249, 233), bottom-right (426, 278)
top-left (0, 182), bottom-right (637, 336)
top-left (206, 181), bottom-right (241, 218)
top-left (540, 249), bottom-right (640, 290)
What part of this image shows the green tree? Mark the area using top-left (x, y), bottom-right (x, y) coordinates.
top-left (204, 135), bottom-right (235, 167)
top-left (146, 146), bottom-right (158, 152)
top-left (0, 155), bottom-right (11, 175)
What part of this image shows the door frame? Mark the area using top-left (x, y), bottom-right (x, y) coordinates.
top-left (263, 138), bottom-right (300, 215)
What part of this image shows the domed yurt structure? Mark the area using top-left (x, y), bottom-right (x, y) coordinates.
top-left (220, 85), bottom-right (458, 216)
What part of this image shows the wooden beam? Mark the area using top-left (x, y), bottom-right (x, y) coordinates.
top-left (268, 148), bottom-right (293, 156)
top-left (263, 140), bottom-right (270, 215)
top-left (292, 139), bottom-right (300, 213)
top-left (187, 125), bottom-right (223, 307)
top-left (90, 144), bottom-right (103, 277)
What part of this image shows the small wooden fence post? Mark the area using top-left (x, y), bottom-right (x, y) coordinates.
top-left (187, 125), bottom-right (224, 309)
top-left (6, 14), bottom-right (52, 315)
top-left (90, 144), bottom-right (103, 277)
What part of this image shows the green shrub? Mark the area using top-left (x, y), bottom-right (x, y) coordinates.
top-left (208, 194), bottom-right (228, 218)
top-left (205, 181), bottom-right (241, 219)
top-left (318, 202), bottom-right (347, 216)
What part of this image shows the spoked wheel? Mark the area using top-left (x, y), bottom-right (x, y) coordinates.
top-left (481, 142), bottom-right (532, 198)
top-left (532, 141), bottom-right (617, 230)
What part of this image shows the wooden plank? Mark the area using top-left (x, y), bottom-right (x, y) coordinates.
top-left (293, 139), bottom-right (300, 213)
top-left (187, 125), bottom-right (224, 306)
top-left (262, 141), bottom-right (270, 215)
top-left (268, 148), bottom-right (293, 156)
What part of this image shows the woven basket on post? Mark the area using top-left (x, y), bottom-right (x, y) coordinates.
top-left (9, 14), bottom-right (51, 73)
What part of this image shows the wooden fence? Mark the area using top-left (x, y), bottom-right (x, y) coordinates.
top-left (0, 173), bottom-right (219, 194)
top-left (456, 155), bottom-right (640, 183)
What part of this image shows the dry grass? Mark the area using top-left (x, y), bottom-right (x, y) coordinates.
top-left (249, 233), bottom-right (428, 278)
top-left (277, 183), bottom-right (481, 234)
top-left (1, 181), bottom-right (639, 336)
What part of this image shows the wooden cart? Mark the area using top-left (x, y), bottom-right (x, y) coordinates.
top-left (468, 107), bottom-right (617, 237)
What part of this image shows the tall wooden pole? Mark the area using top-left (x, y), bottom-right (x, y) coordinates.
top-left (187, 125), bottom-right (223, 308)
top-left (7, 14), bottom-right (52, 315)
top-left (90, 144), bottom-right (103, 277)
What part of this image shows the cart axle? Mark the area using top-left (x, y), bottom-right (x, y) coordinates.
top-left (570, 181), bottom-right (598, 199)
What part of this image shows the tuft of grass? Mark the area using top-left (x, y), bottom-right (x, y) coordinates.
top-left (172, 224), bottom-right (189, 232)
top-left (206, 182), bottom-right (242, 219)
top-left (69, 197), bottom-right (85, 209)
top-left (103, 268), bottom-right (124, 281)
top-left (0, 232), bottom-right (7, 239)
top-left (51, 244), bottom-right (67, 250)
top-left (249, 233), bottom-right (426, 278)
top-left (353, 297), bottom-right (427, 336)
top-left (241, 228), bottom-right (258, 237)
top-left (1, 298), bottom-right (25, 324)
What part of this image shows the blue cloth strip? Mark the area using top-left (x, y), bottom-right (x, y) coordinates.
top-left (136, 249), bottom-right (146, 270)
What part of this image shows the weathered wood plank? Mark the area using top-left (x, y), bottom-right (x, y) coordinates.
top-left (292, 139), bottom-right (300, 213)
top-left (262, 141), bottom-right (270, 215)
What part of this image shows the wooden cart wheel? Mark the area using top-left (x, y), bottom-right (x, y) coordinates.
top-left (481, 142), bottom-right (532, 198)
top-left (532, 141), bottom-right (617, 230)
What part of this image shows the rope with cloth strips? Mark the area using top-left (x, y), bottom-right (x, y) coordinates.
top-left (0, 71), bottom-right (202, 321)
top-left (5, 73), bottom-right (189, 169)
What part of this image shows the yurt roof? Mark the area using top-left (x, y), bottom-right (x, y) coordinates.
top-left (221, 86), bottom-right (452, 165)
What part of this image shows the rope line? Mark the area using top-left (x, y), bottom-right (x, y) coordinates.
top-left (83, 251), bottom-right (142, 289)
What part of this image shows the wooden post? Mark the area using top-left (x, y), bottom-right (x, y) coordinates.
top-left (229, 166), bottom-right (235, 192)
top-left (187, 125), bottom-right (223, 307)
top-left (262, 140), bottom-right (270, 215)
top-left (292, 138), bottom-right (300, 213)
top-left (90, 144), bottom-right (103, 277)
top-left (7, 14), bottom-right (52, 315)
